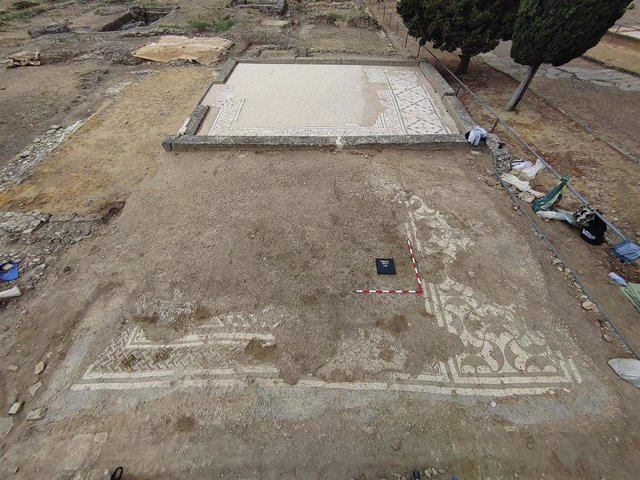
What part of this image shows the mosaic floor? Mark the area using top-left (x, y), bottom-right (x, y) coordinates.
top-left (72, 194), bottom-right (581, 396)
top-left (197, 64), bottom-right (458, 137)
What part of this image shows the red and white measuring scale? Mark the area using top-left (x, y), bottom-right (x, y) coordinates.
top-left (355, 239), bottom-right (423, 295)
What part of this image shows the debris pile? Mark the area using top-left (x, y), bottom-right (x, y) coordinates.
top-left (28, 23), bottom-right (69, 38)
top-left (0, 122), bottom-right (84, 191)
top-left (1, 50), bottom-right (40, 68)
top-left (347, 11), bottom-right (380, 30)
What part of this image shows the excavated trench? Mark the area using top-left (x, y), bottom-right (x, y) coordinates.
top-left (100, 6), bottom-right (177, 32)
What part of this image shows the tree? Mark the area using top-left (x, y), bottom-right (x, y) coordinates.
top-left (397, 0), bottom-right (518, 75)
top-left (505, 0), bottom-right (632, 111)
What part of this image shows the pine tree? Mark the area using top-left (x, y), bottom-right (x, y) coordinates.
top-left (505, 0), bottom-right (632, 110)
top-left (397, 0), bottom-right (517, 74)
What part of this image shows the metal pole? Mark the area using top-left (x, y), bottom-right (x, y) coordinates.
top-left (396, 20), bottom-right (400, 36)
top-left (416, 41), bottom-right (421, 58)
top-left (404, 30), bottom-right (409, 47)
top-left (382, 5), bottom-right (386, 21)
top-left (490, 118), bottom-right (499, 133)
top-left (388, 13), bottom-right (392, 27)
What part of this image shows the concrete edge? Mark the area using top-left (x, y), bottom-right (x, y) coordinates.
top-left (294, 57), bottom-right (343, 65)
top-left (212, 58), bottom-right (238, 84)
top-left (163, 134), bottom-right (469, 152)
top-left (162, 134), bottom-right (178, 152)
top-left (183, 105), bottom-right (209, 136)
top-left (341, 134), bottom-right (467, 149)
top-left (441, 95), bottom-right (476, 132)
top-left (419, 62), bottom-right (455, 96)
top-left (416, 60), bottom-right (512, 172)
top-left (237, 57), bottom-right (297, 64)
top-left (417, 61), bottom-right (474, 132)
top-left (235, 56), bottom-right (419, 66)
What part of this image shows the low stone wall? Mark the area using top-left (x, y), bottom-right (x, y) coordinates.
top-left (230, 0), bottom-right (287, 15)
top-left (212, 58), bottom-right (238, 84)
top-left (163, 134), bottom-right (468, 152)
top-left (417, 60), bottom-right (513, 173)
top-left (181, 105), bottom-right (209, 136)
top-left (235, 56), bottom-right (419, 66)
top-left (164, 56), bottom-right (475, 154)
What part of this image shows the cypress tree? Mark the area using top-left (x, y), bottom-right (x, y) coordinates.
top-left (397, 0), bottom-right (518, 74)
top-left (505, 0), bottom-right (632, 110)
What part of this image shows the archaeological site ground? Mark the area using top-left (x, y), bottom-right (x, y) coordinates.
top-left (1, 1), bottom-right (640, 479)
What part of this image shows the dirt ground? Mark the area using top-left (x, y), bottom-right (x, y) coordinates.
top-left (1, 1), bottom-right (640, 479)
top-left (1, 146), bottom-right (638, 479)
top-left (586, 33), bottom-right (640, 75)
top-left (0, 0), bottom-right (394, 166)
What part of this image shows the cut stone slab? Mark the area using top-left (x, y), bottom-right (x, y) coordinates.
top-left (133, 36), bottom-right (233, 66)
top-left (8, 401), bottom-right (23, 415)
top-left (557, 66), bottom-right (631, 81)
top-left (7, 364), bottom-right (18, 372)
top-left (261, 19), bottom-right (289, 27)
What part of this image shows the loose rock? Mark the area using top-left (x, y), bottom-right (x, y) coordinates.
top-left (8, 401), bottom-right (24, 415)
top-left (26, 407), bottom-right (46, 421)
top-left (29, 380), bottom-right (42, 396)
top-left (582, 301), bottom-right (597, 311)
top-left (7, 364), bottom-right (18, 372)
top-left (34, 361), bottom-right (46, 375)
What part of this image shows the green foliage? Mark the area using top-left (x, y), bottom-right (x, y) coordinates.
top-left (0, 4), bottom-right (47, 22)
top-left (213, 18), bottom-right (234, 32)
top-left (511, 0), bottom-right (633, 67)
top-left (156, 22), bottom-right (187, 33)
top-left (327, 11), bottom-right (341, 23)
top-left (188, 18), bottom-right (211, 32)
top-left (397, 0), bottom-right (517, 61)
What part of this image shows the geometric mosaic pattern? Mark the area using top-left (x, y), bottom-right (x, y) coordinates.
top-left (207, 68), bottom-right (451, 137)
top-left (405, 195), bottom-right (582, 392)
top-left (72, 193), bottom-right (582, 396)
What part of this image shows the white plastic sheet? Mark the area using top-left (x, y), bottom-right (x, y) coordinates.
top-left (608, 358), bottom-right (640, 388)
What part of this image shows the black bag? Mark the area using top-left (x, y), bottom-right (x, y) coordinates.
top-left (580, 216), bottom-right (606, 245)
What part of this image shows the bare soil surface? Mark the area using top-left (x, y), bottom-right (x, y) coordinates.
top-left (586, 33), bottom-right (640, 75)
top-left (1, 147), bottom-right (637, 479)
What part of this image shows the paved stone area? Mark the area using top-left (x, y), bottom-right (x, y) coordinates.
top-left (611, 24), bottom-right (640, 41)
top-left (480, 52), bottom-right (640, 91)
top-left (198, 64), bottom-right (459, 136)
